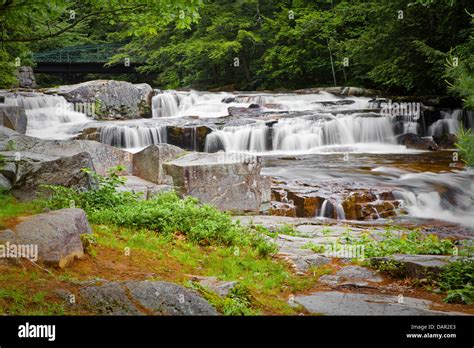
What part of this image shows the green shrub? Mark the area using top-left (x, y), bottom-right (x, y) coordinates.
top-left (439, 258), bottom-right (474, 304)
top-left (44, 165), bottom-right (140, 212)
top-left (455, 127), bottom-right (474, 167)
top-left (345, 230), bottom-right (455, 258)
top-left (44, 167), bottom-right (276, 256)
top-left (90, 192), bottom-right (275, 255)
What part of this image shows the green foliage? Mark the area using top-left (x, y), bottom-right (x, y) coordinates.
top-left (0, 154), bottom-right (5, 171)
top-left (439, 259), bottom-right (474, 304)
top-left (190, 282), bottom-right (257, 316)
top-left (455, 127), bottom-right (474, 167)
top-left (44, 167), bottom-right (275, 256)
top-left (89, 192), bottom-right (274, 255)
top-left (445, 12), bottom-right (474, 109)
top-left (344, 229), bottom-right (455, 258)
top-left (0, 193), bottom-right (46, 228)
top-left (44, 165), bottom-right (139, 212)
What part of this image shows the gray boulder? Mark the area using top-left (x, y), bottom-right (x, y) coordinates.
top-left (132, 144), bottom-right (185, 185)
top-left (80, 281), bottom-right (218, 315)
top-left (11, 152), bottom-right (95, 201)
top-left (0, 106), bottom-right (27, 134)
top-left (0, 208), bottom-right (91, 268)
top-left (45, 80), bottom-right (154, 120)
top-left (0, 127), bottom-right (133, 176)
top-left (163, 152), bottom-right (265, 213)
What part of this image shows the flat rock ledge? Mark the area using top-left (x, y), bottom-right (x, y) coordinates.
top-left (319, 266), bottom-right (383, 288)
top-left (294, 291), bottom-right (467, 316)
top-left (80, 281), bottom-right (218, 316)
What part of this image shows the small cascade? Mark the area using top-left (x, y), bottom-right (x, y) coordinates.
top-left (318, 200), bottom-right (330, 218)
top-left (428, 109), bottom-right (463, 137)
top-left (151, 91), bottom-right (200, 118)
top-left (205, 123), bottom-right (269, 153)
top-left (5, 94), bottom-right (90, 139)
top-left (335, 204), bottom-right (346, 220)
top-left (205, 113), bottom-right (397, 153)
top-left (100, 125), bottom-right (167, 149)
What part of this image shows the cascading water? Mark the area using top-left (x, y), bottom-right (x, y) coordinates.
top-left (100, 125), bottom-right (167, 149)
top-left (428, 109), bottom-right (463, 137)
top-left (205, 113), bottom-right (397, 153)
top-left (5, 94), bottom-right (91, 139)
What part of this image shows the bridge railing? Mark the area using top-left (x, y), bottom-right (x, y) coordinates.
top-left (33, 44), bottom-right (122, 64)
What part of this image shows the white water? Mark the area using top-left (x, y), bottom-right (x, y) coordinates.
top-left (100, 124), bottom-right (167, 150)
top-left (428, 109), bottom-right (463, 137)
top-left (5, 94), bottom-right (91, 139)
top-left (205, 113), bottom-right (399, 153)
top-left (373, 168), bottom-right (474, 228)
top-left (151, 90), bottom-right (371, 119)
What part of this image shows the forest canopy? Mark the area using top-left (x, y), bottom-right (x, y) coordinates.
top-left (0, 0), bottom-right (473, 104)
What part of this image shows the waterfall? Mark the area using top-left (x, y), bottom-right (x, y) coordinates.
top-left (151, 91), bottom-right (200, 118)
top-left (428, 109), bottom-right (463, 137)
top-left (205, 113), bottom-right (397, 153)
top-left (205, 123), bottom-right (269, 153)
top-left (335, 204), bottom-right (346, 220)
top-left (100, 125), bottom-right (167, 149)
top-left (319, 200), bottom-right (330, 218)
top-left (5, 94), bottom-right (90, 139)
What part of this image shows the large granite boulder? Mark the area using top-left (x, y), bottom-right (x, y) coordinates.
top-left (0, 106), bottom-right (27, 134)
top-left (163, 152), bottom-right (267, 213)
top-left (132, 144), bottom-right (185, 185)
top-left (0, 127), bottom-right (133, 176)
top-left (0, 208), bottom-right (91, 268)
top-left (45, 80), bottom-right (154, 120)
top-left (11, 152), bottom-right (96, 201)
top-left (80, 281), bottom-right (218, 315)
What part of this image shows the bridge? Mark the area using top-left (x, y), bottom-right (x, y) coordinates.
top-left (32, 44), bottom-right (141, 74)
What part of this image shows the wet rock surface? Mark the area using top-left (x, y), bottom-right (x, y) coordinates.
top-left (396, 133), bottom-right (440, 151)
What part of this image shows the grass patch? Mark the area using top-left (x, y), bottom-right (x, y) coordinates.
top-left (0, 270), bottom-right (66, 315)
top-left (89, 224), bottom-right (316, 315)
top-left (0, 193), bottom-right (46, 228)
top-left (341, 229), bottom-right (456, 258)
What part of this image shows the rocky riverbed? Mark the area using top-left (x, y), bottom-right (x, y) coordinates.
top-left (0, 80), bottom-right (473, 316)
